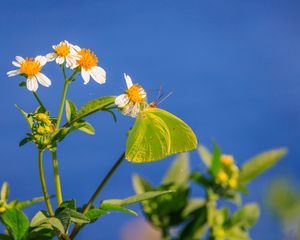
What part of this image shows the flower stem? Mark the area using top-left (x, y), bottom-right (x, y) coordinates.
top-left (52, 151), bottom-right (63, 206)
top-left (33, 92), bottom-right (46, 111)
top-left (69, 152), bottom-right (126, 239)
top-left (38, 150), bottom-right (54, 216)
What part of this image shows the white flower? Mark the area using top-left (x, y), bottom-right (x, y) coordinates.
top-left (7, 56), bottom-right (51, 92)
top-left (46, 40), bottom-right (80, 68)
top-left (73, 47), bottom-right (106, 85)
top-left (115, 73), bottom-right (147, 117)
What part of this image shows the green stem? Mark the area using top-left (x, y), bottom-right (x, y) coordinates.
top-left (162, 228), bottom-right (171, 240)
top-left (38, 150), bottom-right (54, 216)
top-left (56, 67), bottom-right (78, 129)
top-left (52, 151), bottom-right (63, 206)
top-left (33, 92), bottom-right (46, 111)
top-left (69, 152), bottom-right (126, 240)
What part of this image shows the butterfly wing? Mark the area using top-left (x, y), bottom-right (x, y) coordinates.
top-left (126, 108), bottom-right (197, 163)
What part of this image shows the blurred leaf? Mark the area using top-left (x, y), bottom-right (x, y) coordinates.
top-left (1, 182), bottom-right (9, 202)
top-left (1, 208), bottom-right (30, 240)
top-left (0, 234), bottom-right (13, 240)
top-left (132, 175), bottom-right (153, 194)
top-left (73, 121), bottom-right (95, 135)
top-left (163, 153), bottom-right (190, 187)
top-left (15, 105), bottom-right (33, 129)
top-left (198, 145), bottom-right (212, 167)
top-left (182, 198), bottom-right (205, 218)
top-left (211, 143), bottom-right (221, 177)
top-left (100, 203), bottom-right (137, 216)
top-left (65, 99), bottom-right (77, 122)
top-left (190, 172), bottom-right (211, 187)
top-left (179, 206), bottom-right (208, 240)
top-left (230, 204), bottom-right (260, 228)
top-left (239, 148), bottom-right (287, 184)
top-left (85, 209), bottom-right (108, 221)
top-left (102, 190), bottom-right (174, 207)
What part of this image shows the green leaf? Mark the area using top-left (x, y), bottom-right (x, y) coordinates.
top-left (182, 198), bottom-right (205, 218)
top-left (65, 100), bottom-right (77, 122)
top-left (211, 143), bottom-right (221, 177)
top-left (1, 182), bottom-right (9, 202)
top-left (163, 153), bottom-right (190, 187)
top-left (73, 121), bottom-right (95, 135)
top-left (132, 175), bottom-right (153, 194)
top-left (30, 211), bottom-right (49, 228)
top-left (15, 196), bottom-right (45, 210)
top-left (19, 137), bottom-right (32, 147)
top-left (0, 234), bottom-right (13, 240)
top-left (18, 82), bottom-right (26, 87)
top-left (15, 105), bottom-right (33, 129)
top-left (239, 148), bottom-right (287, 184)
top-left (75, 96), bottom-right (116, 122)
top-left (100, 203), bottom-right (138, 216)
top-left (102, 190), bottom-right (174, 207)
top-left (1, 208), bottom-right (30, 240)
top-left (230, 204), bottom-right (260, 228)
top-left (198, 145), bottom-right (212, 167)
top-left (47, 217), bottom-right (65, 234)
top-left (59, 199), bottom-right (76, 210)
top-left (85, 209), bottom-right (108, 221)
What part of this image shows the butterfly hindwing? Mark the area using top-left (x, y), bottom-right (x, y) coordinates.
top-left (126, 108), bottom-right (197, 163)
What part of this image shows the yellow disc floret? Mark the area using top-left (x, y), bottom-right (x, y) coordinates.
top-left (20, 58), bottom-right (41, 78)
top-left (55, 42), bottom-right (70, 57)
top-left (77, 48), bottom-right (98, 70)
top-left (35, 113), bottom-right (49, 122)
top-left (127, 84), bottom-right (145, 103)
top-left (216, 171), bottom-right (228, 184)
top-left (228, 178), bottom-right (237, 188)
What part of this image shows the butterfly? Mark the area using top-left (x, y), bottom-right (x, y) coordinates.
top-left (125, 101), bottom-right (198, 163)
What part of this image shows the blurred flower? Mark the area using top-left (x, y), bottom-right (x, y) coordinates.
top-left (46, 40), bottom-right (79, 68)
top-left (216, 154), bottom-right (239, 189)
top-left (115, 73), bottom-right (147, 117)
top-left (74, 47), bottom-right (106, 85)
top-left (7, 56), bottom-right (51, 92)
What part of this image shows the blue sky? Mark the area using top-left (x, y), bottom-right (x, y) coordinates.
top-left (1, 0), bottom-right (300, 239)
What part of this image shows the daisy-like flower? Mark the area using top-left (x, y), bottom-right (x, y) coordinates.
top-left (115, 73), bottom-right (147, 117)
top-left (73, 47), bottom-right (106, 85)
top-left (46, 40), bottom-right (79, 68)
top-left (7, 56), bottom-right (51, 92)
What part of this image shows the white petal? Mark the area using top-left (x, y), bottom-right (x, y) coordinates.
top-left (130, 103), bottom-right (141, 117)
top-left (81, 68), bottom-right (90, 84)
top-left (73, 45), bottom-right (81, 52)
top-left (26, 77), bottom-right (38, 92)
top-left (15, 56), bottom-right (24, 63)
top-left (35, 56), bottom-right (47, 66)
top-left (46, 53), bottom-right (57, 62)
top-left (122, 103), bottom-right (134, 116)
top-left (56, 56), bottom-right (64, 65)
top-left (12, 61), bottom-right (20, 67)
top-left (124, 73), bottom-right (133, 89)
top-left (65, 56), bottom-right (77, 68)
top-left (115, 94), bottom-right (130, 108)
top-left (7, 69), bottom-right (20, 77)
top-left (90, 66), bottom-right (106, 84)
top-left (36, 73), bottom-right (51, 87)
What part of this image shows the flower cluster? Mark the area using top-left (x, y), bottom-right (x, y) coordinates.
top-left (216, 155), bottom-right (239, 188)
top-left (32, 113), bottom-right (54, 145)
top-left (7, 40), bottom-right (106, 92)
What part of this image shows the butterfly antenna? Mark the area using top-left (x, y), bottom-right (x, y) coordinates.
top-left (157, 91), bottom-right (174, 105)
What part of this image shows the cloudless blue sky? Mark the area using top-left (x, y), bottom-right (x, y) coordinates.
top-left (1, 0), bottom-right (300, 239)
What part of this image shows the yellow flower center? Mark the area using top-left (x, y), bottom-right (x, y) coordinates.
top-left (228, 178), bottom-right (237, 188)
top-left (77, 48), bottom-right (98, 70)
top-left (55, 43), bottom-right (70, 57)
top-left (221, 155), bottom-right (234, 166)
top-left (20, 58), bottom-right (41, 78)
top-left (127, 84), bottom-right (145, 103)
top-left (217, 171), bottom-right (228, 183)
